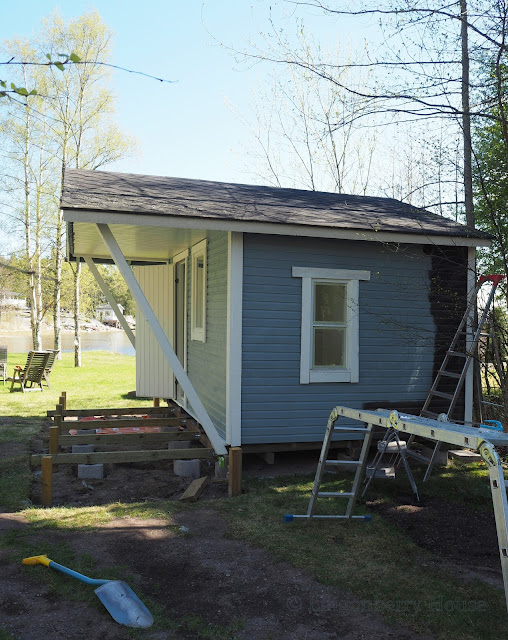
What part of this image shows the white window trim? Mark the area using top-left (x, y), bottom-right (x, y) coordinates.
top-left (292, 267), bottom-right (370, 384)
top-left (191, 239), bottom-right (207, 342)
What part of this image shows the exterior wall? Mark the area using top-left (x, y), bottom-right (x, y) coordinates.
top-left (241, 234), bottom-right (440, 444)
top-left (135, 264), bottom-right (174, 399)
top-left (186, 231), bottom-right (228, 440)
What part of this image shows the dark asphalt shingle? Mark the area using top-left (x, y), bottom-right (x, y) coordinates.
top-left (61, 169), bottom-right (490, 239)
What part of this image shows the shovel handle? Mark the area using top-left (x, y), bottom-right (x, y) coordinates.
top-left (22, 555), bottom-right (51, 566)
top-left (22, 555), bottom-right (109, 586)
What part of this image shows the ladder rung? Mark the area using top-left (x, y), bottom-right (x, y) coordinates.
top-left (438, 369), bottom-right (461, 379)
top-left (325, 459), bottom-right (362, 466)
top-left (406, 450), bottom-right (431, 464)
top-left (428, 390), bottom-right (454, 400)
top-left (446, 350), bottom-right (467, 358)
top-left (333, 427), bottom-right (369, 433)
top-left (317, 491), bottom-right (354, 498)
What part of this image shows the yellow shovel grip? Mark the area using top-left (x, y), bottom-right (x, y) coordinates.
top-left (22, 555), bottom-right (52, 567)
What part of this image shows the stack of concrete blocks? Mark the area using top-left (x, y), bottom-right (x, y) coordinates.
top-left (169, 440), bottom-right (201, 479)
top-left (74, 431), bottom-right (104, 480)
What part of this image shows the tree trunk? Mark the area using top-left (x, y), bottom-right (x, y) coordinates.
top-left (461, 0), bottom-right (474, 229)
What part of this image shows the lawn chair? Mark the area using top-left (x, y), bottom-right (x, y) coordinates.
top-left (0, 346), bottom-right (7, 385)
top-left (10, 351), bottom-right (51, 393)
top-left (42, 349), bottom-right (59, 389)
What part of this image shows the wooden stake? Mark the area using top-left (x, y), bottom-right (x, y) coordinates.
top-left (55, 404), bottom-right (63, 434)
top-left (41, 456), bottom-right (52, 508)
top-left (49, 426), bottom-right (59, 454)
top-left (153, 397), bottom-right (160, 407)
top-left (228, 447), bottom-right (242, 498)
top-left (61, 392), bottom-right (67, 411)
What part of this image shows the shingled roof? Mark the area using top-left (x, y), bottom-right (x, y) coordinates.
top-left (61, 169), bottom-right (490, 240)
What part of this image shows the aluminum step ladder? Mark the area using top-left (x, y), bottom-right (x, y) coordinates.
top-left (362, 428), bottom-right (420, 501)
top-left (407, 274), bottom-right (505, 481)
top-left (284, 407), bottom-right (374, 521)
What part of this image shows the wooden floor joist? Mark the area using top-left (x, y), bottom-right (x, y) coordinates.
top-left (37, 394), bottom-right (218, 507)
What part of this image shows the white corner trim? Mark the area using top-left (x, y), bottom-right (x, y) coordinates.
top-left (464, 246), bottom-right (476, 424)
top-left (292, 267), bottom-right (371, 281)
top-left (190, 239), bottom-right (207, 342)
top-left (226, 232), bottom-right (243, 446)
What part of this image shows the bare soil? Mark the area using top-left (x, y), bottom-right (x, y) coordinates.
top-left (0, 509), bottom-right (433, 640)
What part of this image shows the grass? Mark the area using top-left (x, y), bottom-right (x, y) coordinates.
top-left (1, 352), bottom-right (507, 639)
top-left (0, 351), bottom-right (152, 511)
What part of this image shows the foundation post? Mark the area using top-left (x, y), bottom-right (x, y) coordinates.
top-left (60, 391), bottom-right (67, 411)
top-left (41, 456), bottom-right (53, 508)
top-left (228, 447), bottom-right (242, 498)
top-left (153, 397), bottom-right (160, 407)
top-left (49, 426), bottom-right (59, 455)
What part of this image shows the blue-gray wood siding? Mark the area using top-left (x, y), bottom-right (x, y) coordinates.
top-left (187, 231), bottom-right (228, 439)
top-left (241, 234), bottom-right (437, 444)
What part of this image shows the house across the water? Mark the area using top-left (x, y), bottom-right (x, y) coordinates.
top-left (60, 169), bottom-right (491, 456)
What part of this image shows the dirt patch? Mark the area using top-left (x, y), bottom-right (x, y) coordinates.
top-left (30, 461), bottom-right (228, 506)
top-left (0, 510), bottom-right (432, 640)
top-left (366, 494), bottom-right (503, 589)
top-left (0, 443), bottom-right (26, 458)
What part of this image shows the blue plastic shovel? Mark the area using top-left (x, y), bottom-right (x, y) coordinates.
top-left (22, 555), bottom-right (153, 628)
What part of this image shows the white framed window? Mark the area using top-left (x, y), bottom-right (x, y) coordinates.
top-left (292, 267), bottom-right (370, 383)
top-left (191, 239), bottom-right (207, 342)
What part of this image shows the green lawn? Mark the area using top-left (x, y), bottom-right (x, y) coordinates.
top-left (0, 352), bottom-right (506, 639)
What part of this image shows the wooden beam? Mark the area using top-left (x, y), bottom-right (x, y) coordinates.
top-left (179, 476), bottom-right (209, 502)
top-left (57, 432), bottom-right (200, 445)
top-left (47, 406), bottom-right (175, 417)
top-left (31, 447), bottom-right (214, 466)
top-left (61, 417), bottom-right (185, 430)
top-left (96, 223), bottom-right (227, 456)
top-left (41, 456), bottom-right (52, 507)
top-left (61, 392), bottom-right (67, 410)
top-left (228, 447), bottom-right (242, 498)
top-left (84, 256), bottom-right (136, 348)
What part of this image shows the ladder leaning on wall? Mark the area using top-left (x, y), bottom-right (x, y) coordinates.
top-left (406, 274), bottom-right (505, 481)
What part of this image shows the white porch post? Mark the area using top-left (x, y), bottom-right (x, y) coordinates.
top-left (84, 256), bottom-right (136, 348)
top-left (96, 223), bottom-right (227, 455)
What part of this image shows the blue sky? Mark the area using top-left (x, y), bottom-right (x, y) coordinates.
top-left (2, 1), bottom-right (369, 184)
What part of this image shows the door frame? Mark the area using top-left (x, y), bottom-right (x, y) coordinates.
top-left (173, 248), bottom-right (189, 402)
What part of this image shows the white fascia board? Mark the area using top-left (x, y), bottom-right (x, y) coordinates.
top-left (63, 209), bottom-right (491, 248)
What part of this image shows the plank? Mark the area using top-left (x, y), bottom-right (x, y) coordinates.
top-left (179, 476), bottom-right (209, 502)
top-left (62, 417), bottom-right (185, 430)
top-left (31, 448), bottom-right (214, 466)
top-left (57, 432), bottom-right (200, 445)
top-left (47, 406), bottom-right (175, 418)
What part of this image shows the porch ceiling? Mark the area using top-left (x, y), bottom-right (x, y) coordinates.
top-left (69, 222), bottom-right (206, 263)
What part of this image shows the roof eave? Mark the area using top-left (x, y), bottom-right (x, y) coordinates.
top-left (63, 208), bottom-right (492, 252)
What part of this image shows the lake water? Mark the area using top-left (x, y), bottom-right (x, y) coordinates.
top-left (0, 330), bottom-right (135, 356)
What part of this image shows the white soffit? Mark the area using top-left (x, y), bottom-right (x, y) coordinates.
top-left (64, 209), bottom-right (491, 252)
top-left (71, 221), bottom-right (207, 261)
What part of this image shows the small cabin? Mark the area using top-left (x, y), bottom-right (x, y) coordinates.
top-left (61, 170), bottom-right (491, 455)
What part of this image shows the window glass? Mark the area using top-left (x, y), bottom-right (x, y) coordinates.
top-left (313, 327), bottom-right (346, 367)
top-left (314, 283), bottom-right (346, 323)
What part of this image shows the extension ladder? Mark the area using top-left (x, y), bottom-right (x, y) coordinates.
top-left (407, 274), bottom-right (505, 481)
top-left (284, 407), bottom-right (374, 521)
